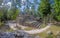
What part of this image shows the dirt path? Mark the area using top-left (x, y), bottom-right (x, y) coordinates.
top-left (24, 25), bottom-right (51, 34)
top-left (8, 23), bottom-right (51, 34)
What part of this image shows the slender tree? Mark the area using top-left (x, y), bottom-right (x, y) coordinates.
top-left (38, 0), bottom-right (51, 24)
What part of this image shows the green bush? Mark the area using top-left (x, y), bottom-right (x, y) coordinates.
top-left (0, 21), bottom-right (4, 27)
top-left (7, 8), bottom-right (20, 20)
top-left (54, 15), bottom-right (60, 22)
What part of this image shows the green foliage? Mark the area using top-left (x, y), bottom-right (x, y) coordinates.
top-left (11, 8), bottom-right (20, 20)
top-left (0, 21), bottom-right (4, 27)
top-left (0, 9), bottom-right (3, 19)
top-left (7, 9), bottom-right (13, 20)
top-left (53, 0), bottom-right (60, 21)
top-left (38, 0), bottom-right (51, 24)
top-left (7, 8), bottom-right (20, 20)
top-left (46, 34), bottom-right (54, 38)
top-left (0, 0), bottom-right (20, 21)
top-left (38, 0), bottom-right (51, 16)
top-left (54, 15), bottom-right (60, 21)
top-left (0, 6), bottom-right (7, 27)
top-left (0, 6), bottom-right (8, 21)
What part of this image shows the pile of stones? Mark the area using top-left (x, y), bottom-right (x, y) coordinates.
top-left (0, 30), bottom-right (39, 38)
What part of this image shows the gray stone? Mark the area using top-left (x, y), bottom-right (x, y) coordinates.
top-left (0, 31), bottom-right (37, 38)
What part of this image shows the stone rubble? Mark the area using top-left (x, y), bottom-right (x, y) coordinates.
top-left (0, 31), bottom-right (39, 38)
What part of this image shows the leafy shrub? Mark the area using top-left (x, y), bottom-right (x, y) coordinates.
top-left (0, 21), bottom-right (4, 27)
top-left (54, 15), bottom-right (60, 22)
